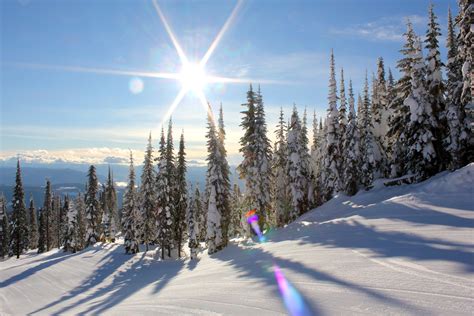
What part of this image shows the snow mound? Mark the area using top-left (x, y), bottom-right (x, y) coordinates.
top-left (1, 166), bottom-right (473, 315)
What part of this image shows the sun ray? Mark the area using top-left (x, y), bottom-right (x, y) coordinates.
top-left (200, 0), bottom-right (244, 67)
top-left (151, 0), bottom-right (188, 65)
top-left (207, 75), bottom-right (293, 85)
top-left (7, 62), bottom-right (181, 80)
top-left (160, 87), bottom-right (188, 129)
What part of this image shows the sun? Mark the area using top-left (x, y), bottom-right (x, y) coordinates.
top-left (179, 62), bottom-right (207, 92)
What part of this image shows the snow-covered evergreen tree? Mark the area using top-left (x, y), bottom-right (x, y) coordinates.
top-left (238, 86), bottom-right (272, 229)
top-left (388, 21), bottom-right (417, 177)
top-left (85, 165), bottom-right (101, 246)
top-left (272, 108), bottom-right (291, 226)
top-left (360, 74), bottom-right (376, 189)
top-left (286, 106), bottom-right (306, 219)
top-left (58, 195), bottom-right (68, 248)
top-left (103, 167), bottom-right (118, 242)
top-left (186, 186), bottom-right (199, 260)
top-left (10, 160), bottom-right (29, 258)
top-left (156, 127), bottom-right (173, 259)
top-left (405, 36), bottom-right (438, 180)
top-left (323, 50), bottom-right (341, 200)
top-left (43, 179), bottom-right (53, 251)
top-left (63, 199), bottom-right (78, 252)
top-left (141, 133), bottom-right (157, 250)
top-left (52, 194), bottom-right (61, 248)
top-left (122, 152), bottom-right (140, 254)
top-left (343, 80), bottom-right (360, 195)
top-left (28, 196), bottom-right (38, 249)
top-left (174, 131), bottom-right (187, 257)
top-left (310, 114), bottom-right (325, 206)
top-left (205, 108), bottom-right (223, 254)
top-left (193, 186), bottom-right (206, 242)
top-left (0, 194), bottom-right (9, 258)
top-left (215, 104), bottom-right (231, 246)
top-left (299, 108), bottom-right (311, 212)
top-left (74, 193), bottom-right (87, 251)
top-left (339, 68), bottom-right (347, 167)
top-left (372, 57), bottom-right (389, 177)
top-left (229, 183), bottom-right (244, 237)
top-left (425, 3), bottom-right (448, 171)
top-left (455, 0), bottom-right (473, 162)
top-left (37, 208), bottom-right (46, 254)
top-left (445, 7), bottom-right (470, 169)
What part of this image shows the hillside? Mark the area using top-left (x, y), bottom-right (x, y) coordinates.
top-left (0, 164), bottom-right (473, 315)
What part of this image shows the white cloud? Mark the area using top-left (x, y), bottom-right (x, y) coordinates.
top-left (330, 15), bottom-right (428, 42)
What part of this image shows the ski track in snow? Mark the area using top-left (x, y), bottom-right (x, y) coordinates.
top-left (1, 164), bottom-right (474, 315)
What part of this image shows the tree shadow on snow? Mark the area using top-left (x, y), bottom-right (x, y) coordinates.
top-left (212, 244), bottom-right (428, 315)
top-left (30, 249), bottom-right (184, 315)
top-left (276, 219), bottom-right (474, 273)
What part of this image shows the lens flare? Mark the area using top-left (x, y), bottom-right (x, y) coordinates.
top-left (245, 210), bottom-right (312, 316)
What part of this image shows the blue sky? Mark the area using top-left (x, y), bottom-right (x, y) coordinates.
top-left (1, 0), bottom-right (457, 166)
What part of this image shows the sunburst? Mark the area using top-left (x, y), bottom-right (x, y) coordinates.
top-left (9, 0), bottom-right (287, 128)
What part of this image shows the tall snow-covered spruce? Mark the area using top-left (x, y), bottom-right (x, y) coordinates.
top-left (28, 196), bottom-right (39, 250)
top-left (360, 74), bottom-right (376, 189)
top-left (85, 165), bottom-right (101, 246)
top-left (343, 80), bottom-right (360, 195)
top-left (239, 85), bottom-right (272, 230)
top-left (174, 131), bottom-right (188, 257)
top-left (205, 104), bottom-right (229, 253)
top-left (141, 133), bottom-right (157, 251)
top-left (122, 152), bottom-right (140, 254)
top-left (272, 108), bottom-right (290, 226)
top-left (323, 50), bottom-right (341, 200)
top-left (186, 186), bottom-right (198, 260)
top-left (0, 194), bottom-right (10, 258)
top-left (10, 160), bottom-right (29, 258)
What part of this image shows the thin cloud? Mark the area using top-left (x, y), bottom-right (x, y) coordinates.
top-left (330, 15), bottom-right (428, 42)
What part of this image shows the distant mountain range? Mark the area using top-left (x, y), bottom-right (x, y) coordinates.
top-left (0, 164), bottom-right (241, 209)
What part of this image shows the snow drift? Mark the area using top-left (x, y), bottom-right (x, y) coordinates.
top-left (1, 164), bottom-right (473, 315)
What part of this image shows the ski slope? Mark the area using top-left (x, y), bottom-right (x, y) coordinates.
top-left (1, 165), bottom-right (473, 315)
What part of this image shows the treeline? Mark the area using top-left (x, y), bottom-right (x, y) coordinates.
top-left (0, 1), bottom-right (471, 260)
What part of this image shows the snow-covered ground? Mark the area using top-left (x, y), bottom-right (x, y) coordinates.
top-left (1, 165), bottom-right (473, 315)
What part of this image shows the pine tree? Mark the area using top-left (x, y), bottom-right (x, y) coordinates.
top-left (165, 120), bottom-right (177, 256)
top-left (63, 199), bottom-right (78, 252)
top-left (186, 186), bottom-right (199, 259)
top-left (51, 194), bottom-right (61, 248)
top-left (425, 3), bottom-right (448, 171)
top-left (286, 106), bottom-right (306, 219)
top-left (229, 183), bottom-right (244, 237)
top-left (323, 50), bottom-right (341, 199)
top-left (299, 108), bottom-right (310, 213)
top-left (75, 193), bottom-right (87, 251)
top-left (455, 0), bottom-right (473, 163)
top-left (343, 80), bottom-right (360, 195)
top-left (405, 36), bottom-right (438, 180)
top-left (216, 104), bottom-right (231, 245)
top-left (10, 160), bottom-right (29, 258)
top-left (141, 133), bottom-right (157, 251)
top-left (156, 128), bottom-right (172, 259)
top-left (0, 194), bottom-right (10, 258)
top-left (360, 74), bottom-right (375, 189)
top-left (37, 208), bottom-right (46, 254)
top-left (103, 167), bottom-right (118, 242)
top-left (43, 179), bottom-right (53, 251)
top-left (445, 7), bottom-right (469, 169)
top-left (205, 107), bottom-right (223, 254)
top-left (193, 186), bottom-right (206, 242)
top-left (174, 131), bottom-right (187, 257)
top-left (28, 196), bottom-right (38, 249)
top-left (372, 57), bottom-right (390, 177)
top-left (388, 21), bottom-right (417, 177)
top-left (339, 68), bottom-right (347, 168)
top-left (310, 114), bottom-right (325, 206)
top-left (58, 195), bottom-right (68, 248)
top-left (85, 165), bottom-right (101, 246)
top-left (272, 108), bottom-right (291, 226)
top-left (122, 152), bottom-right (140, 254)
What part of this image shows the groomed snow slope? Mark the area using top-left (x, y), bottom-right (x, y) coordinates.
top-left (1, 164), bottom-right (473, 315)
